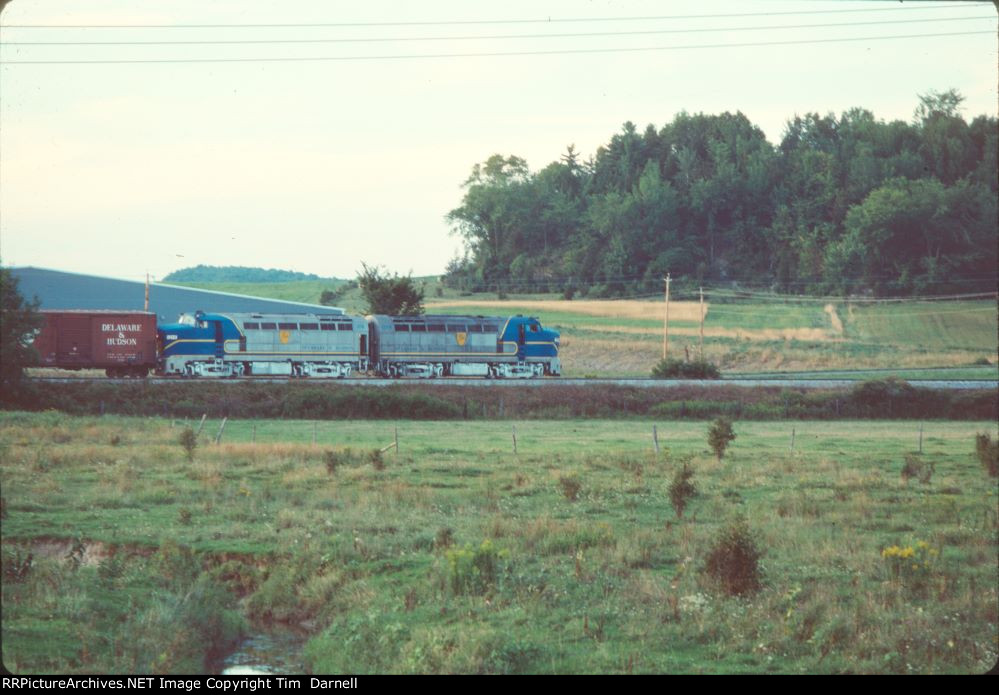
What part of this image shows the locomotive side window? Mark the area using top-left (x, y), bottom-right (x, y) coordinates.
top-left (321, 324), bottom-right (337, 331)
top-left (337, 323), bottom-right (353, 330)
top-left (279, 322), bottom-right (297, 330)
top-left (261, 322), bottom-right (277, 330)
top-left (411, 324), bottom-right (426, 332)
top-left (484, 324), bottom-right (499, 333)
top-left (530, 324), bottom-right (539, 332)
top-left (244, 322), bottom-right (260, 330)
top-left (428, 324), bottom-right (445, 332)
top-left (468, 325), bottom-right (482, 333)
top-left (447, 324), bottom-right (466, 333)
top-left (300, 323), bottom-right (319, 331)
top-left (396, 324), bottom-right (411, 332)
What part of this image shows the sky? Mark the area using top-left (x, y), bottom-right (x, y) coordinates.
top-left (0, 0), bottom-right (996, 283)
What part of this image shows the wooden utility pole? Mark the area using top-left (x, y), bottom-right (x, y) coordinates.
top-left (698, 286), bottom-right (705, 361)
top-left (662, 274), bottom-right (671, 361)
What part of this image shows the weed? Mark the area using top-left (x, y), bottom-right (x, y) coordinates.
top-left (974, 433), bottom-right (998, 477)
top-left (368, 449), bottom-right (385, 471)
top-left (446, 540), bottom-right (507, 595)
top-left (882, 540), bottom-right (938, 595)
top-left (1, 547), bottom-right (33, 583)
top-left (179, 427), bottom-right (197, 462)
top-left (324, 449), bottom-right (350, 475)
top-left (668, 460), bottom-right (697, 519)
top-left (435, 527), bottom-right (455, 550)
top-left (901, 455), bottom-right (935, 484)
top-left (109, 434), bottom-right (121, 446)
top-left (97, 553), bottom-right (125, 588)
top-left (707, 418), bottom-right (736, 461)
top-left (177, 507), bottom-right (193, 525)
top-left (703, 518), bottom-right (763, 596)
top-left (558, 474), bottom-right (582, 502)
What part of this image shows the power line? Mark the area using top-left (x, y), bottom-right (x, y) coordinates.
top-left (1, 3), bottom-right (987, 30)
top-left (4, 16), bottom-right (990, 46)
top-left (1, 30), bottom-right (990, 64)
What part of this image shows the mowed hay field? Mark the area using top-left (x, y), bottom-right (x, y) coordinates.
top-left (426, 297), bottom-right (999, 376)
top-left (2, 412), bottom-right (997, 674)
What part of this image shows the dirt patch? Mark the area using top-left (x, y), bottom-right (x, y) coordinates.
top-left (28, 538), bottom-right (114, 566)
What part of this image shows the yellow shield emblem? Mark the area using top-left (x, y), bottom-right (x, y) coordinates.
top-left (455, 332), bottom-right (467, 347)
top-left (279, 330), bottom-right (290, 344)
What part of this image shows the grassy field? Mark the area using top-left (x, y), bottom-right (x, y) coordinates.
top-left (168, 279), bottom-right (997, 377)
top-left (2, 412), bottom-right (997, 674)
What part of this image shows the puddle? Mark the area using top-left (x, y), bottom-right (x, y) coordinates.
top-left (216, 629), bottom-right (308, 675)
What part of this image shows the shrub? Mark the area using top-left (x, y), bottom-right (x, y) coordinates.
top-left (368, 448), bottom-right (385, 471)
top-left (707, 417), bottom-right (736, 461)
top-left (668, 460), bottom-right (697, 518)
top-left (651, 358), bottom-right (720, 380)
top-left (974, 433), bottom-right (998, 477)
top-left (703, 518), bottom-right (763, 596)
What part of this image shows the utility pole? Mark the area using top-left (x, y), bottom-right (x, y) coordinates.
top-left (144, 273), bottom-right (150, 312)
top-left (699, 286), bottom-right (705, 361)
top-left (662, 274), bottom-right (671, 361)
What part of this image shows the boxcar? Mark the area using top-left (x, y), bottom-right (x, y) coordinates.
top-left (33, 310), bottom-right (158, 377)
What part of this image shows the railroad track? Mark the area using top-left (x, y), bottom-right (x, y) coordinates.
top-left (28, 376), bottom-right (998, 390)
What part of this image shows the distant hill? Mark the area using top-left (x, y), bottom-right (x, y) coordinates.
top-left (163, 265), bottom-right (327, 283)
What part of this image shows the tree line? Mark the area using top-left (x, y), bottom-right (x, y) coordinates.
top-left (163, 265), bottom-right (324, 283)
top-left (445, 90), bottom-right (997, 297)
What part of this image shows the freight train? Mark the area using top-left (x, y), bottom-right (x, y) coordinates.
top-left (35, 309), bottom-right (561, 379)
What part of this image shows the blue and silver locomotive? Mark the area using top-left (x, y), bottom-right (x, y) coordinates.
top-left (367, 314), bottom-right (561, 378)
top-left (158, 310), bottom-right (368, 377)
top-left (157, 310), bottom-right (559, 379)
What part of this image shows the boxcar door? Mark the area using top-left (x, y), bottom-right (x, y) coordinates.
top-left (56, 317), bottom-right (92, 361)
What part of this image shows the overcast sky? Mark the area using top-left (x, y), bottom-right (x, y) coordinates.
top-left (1, 0), bottom-right (995, 282)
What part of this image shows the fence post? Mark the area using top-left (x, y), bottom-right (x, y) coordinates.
top-left (790, 427), bottom-right (795, 452)
top-left (395, 427), bottom-right (399, 456)
top-left (214, 417), bottom-right (228, 445)
top-left (512, 425), bottom-right (517, 454)
top-left (918, 424), bottom-right (923, 454)
top-left (196, 414), bottom-right (207, 438)
top-left (652, 425), bottom-right (660, 455)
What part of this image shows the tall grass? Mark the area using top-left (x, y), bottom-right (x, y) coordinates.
top-left (2, 413), bottom-right (996, 673)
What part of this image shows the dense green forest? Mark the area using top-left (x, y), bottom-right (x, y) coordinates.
top-left (163, 265), bottom-right (326, 283)
top-left (445, 91), bottom-right (997, 297)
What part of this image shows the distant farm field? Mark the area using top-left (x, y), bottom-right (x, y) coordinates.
top-left (2, 412), bottom-right (997, 674)
top-left (170, 279), bottom-right (997, 377)
top-left (426, 297), bottom-right (997, 377)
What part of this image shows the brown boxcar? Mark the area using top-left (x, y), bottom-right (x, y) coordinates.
top-left (34, 310), bottom-right (158, 377)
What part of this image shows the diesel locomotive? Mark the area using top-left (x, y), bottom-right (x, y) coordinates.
top-left (157, 310), bottom-right (560, 379)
